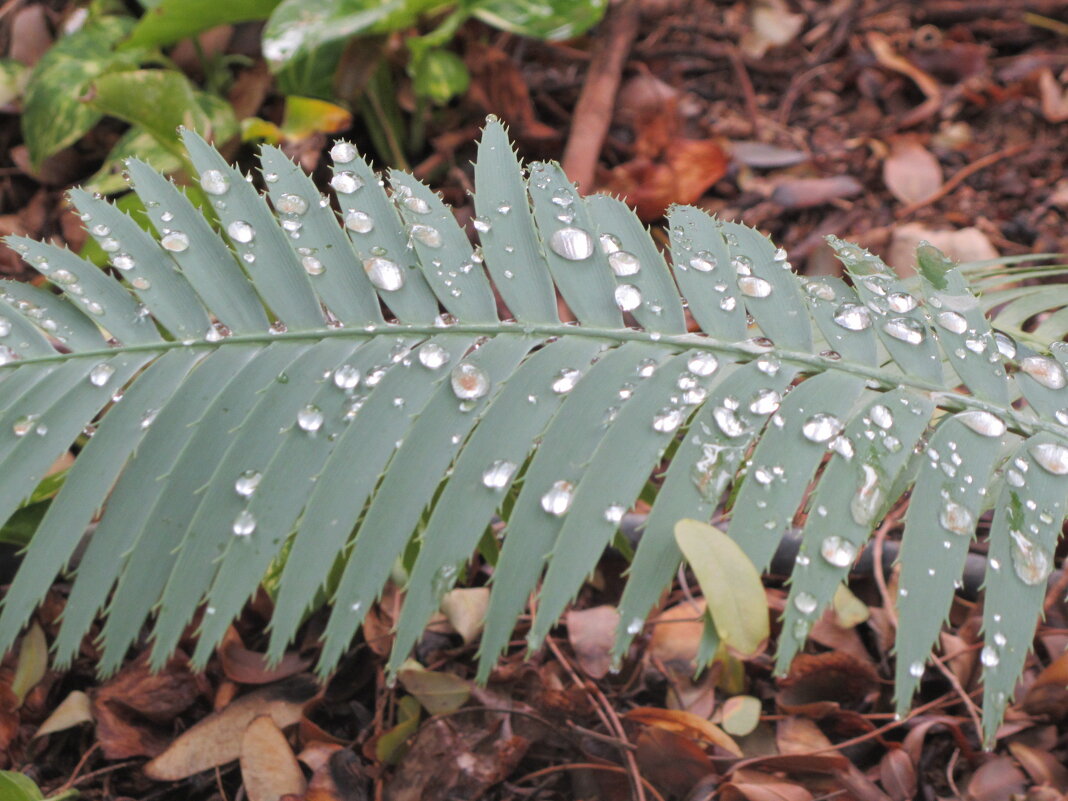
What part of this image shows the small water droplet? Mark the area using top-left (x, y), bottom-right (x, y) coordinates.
top-left (980, 645), bottom-right (1000, 668)
top-left (232, 509), bottom-right (256, 536)
top-left (794, 592), bottom-right (818, 615)
top-left (344, 209), bottom-right (374, 233)
top-left (883, 317), bottom-right (925, 344)
top-left (936, 311), bottom-right (968, 335)
top-left (333, 364), bottom-right (361, 389)
top-left (235, 469), bottom-right (262, 497)
top-left (748, 388), bottom-right (781, 415)
top-left (738, 276), bottom-right (772, 298)
top-left (614, 284), bottom-right (642, 311)
top-left (200, 169), bottom-right (230, 195)
top-left (549, 227), bottom-right (594, 260)
top-left (482, 460), bottom-right (517, 490)
top-left (908, 660), bottom-right (925, 678)
top-left (302, 255), bottom-right (324, 275)
top-left (652, 407), bottom-right (685, 433)
top-left (330, 141), bottom-right (357, 163)
top-left (227, 220), bottom-right (255, 243)
top-left (410, 223), bottom-right (442, 248)
top-left (870, 404), bottom-right (893, 430)
top-left (275, 193), bottom-right (308, 215)
top-left (850, 463), bottom-right (885, 526)
top-left (994, 331), bottom-right (1017, 359)
top-left (887, 292), bottom-right (918, 313)
top-left (713, 406), bottom-right (748, 437)
top-left (831, 303), bottom-right (871, 331)
top-left (403, 195), bottom-right (431, 214)
top-left (541, 480), bottom-right (574, 516)
top-left (604, 504), bottom-right (626, 524)
top-left (160, 231), bottom-right (190, 252)
top-left (802, 413), bottom-right (842, 443)
top-left (940, 500), bottom-right (974, 535)
top-left (687, 353), bottom-right (718, 377)
top-left (551, 368), bottom-right (582, 394)
top-left (608, 251), bottom-right (641, 276)
top-left (418, 343), bottom-right (450, 370)
top-left (820, 535), bottom-right (857, 567)
top-left (451, 363), bottom-right (490, 400)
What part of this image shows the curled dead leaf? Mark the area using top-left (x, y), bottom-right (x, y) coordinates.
top-left (240, 715), bottom-right (307, 801)
top-left (624, 706), bottom-right (742, 757)
top-left (565, 605), bottom-right (619, 679)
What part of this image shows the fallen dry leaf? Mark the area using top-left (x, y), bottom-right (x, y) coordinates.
top-left (144, 675), bottom-right (317, 780)
top-left (887, 224), bottom-right (997, 274)
top-left (878, 748), bottom-right (917, 801)
top-left (565, 605), bottom-right (619, 679)
top-left (1038, 68), bottom-right (1068, 123)
top-left (883, 138), bottom-right (943, 205)
top-left (600, 139), bottom-right (728, 221)
top-left (1008, 741), bottom-right (1068, 791)
top-left (396, 660), bottom-right (471, 716)
top-left (741, 0), bottom-right (806, 58)
top-left (219, 626), bottom-right (311, 685)
top-left (440, 587), bottom-right (489, 645)
top-left (776, 716), bottom-right (833, 755)
top-left (625, 706), bottom-right (742, 756)
top-left (240, 715), bottom-right (307, 801)
top-left (305, 748), bottom-right (370, 801)
top-left (35, 690), bottom-right (93, 739)
top-left (721, 695), bottom-right (762, 737)
top-left (769, 176), bottom-right (863, 210)
top-left (965, 755), bottom-right (1027, 801)
top-left (635, 726), bottom-right (716, 797)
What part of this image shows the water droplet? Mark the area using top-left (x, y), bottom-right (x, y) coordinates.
top-left (451, 363), bottom-right (490, 400)
top-left (200, 169), bottom-right (230, 195)
top-left (980, 645), bottom-right (1000, 668)
top-left (652, 407), bottom-right (685, 433)
top-left (330, 141), bottom-right (357, 163)
top-left (805, 281), bottom-right (836, 301)
top-left (820, 535), bottom-right (857, 567)
top-left (883, 317), bottom-right (925, 345)
top-left (482, 460), bottom-right (517, 490)
top-left (994, 331), bottom-right (1017, 359)
top-left (1030, 441), bottom-right (1068, 475)
top-left (275, 193), bottom-right (308, 215)
top-left (686, 353), bottom-right (718, 377)
top-left (551, 368), bottom-right (581, 394)
top-left (939, 500), bottom-right (973, 535)
top-left (12, 414), bottom-right (37, 437)
top-left (604, 505), bottom-right (626, 524)
top-left (410, 223), bottom-right (442, 248)
top-left (414, 343), bottom-right (448, 370)
top-left (831, 303), bottom-right (871, 331)
top-left (756, 354), bottom-right (781, 375)
top-left (713, 406), bottom-right (747, 437)
top-left (794, 592), bottom-right (818, 615)
top-left (956, 410), bottom-right (1006, 438)
top-left (160, 231), bottom-right (189, 252)
top-left (227, 220), bottom-right (255, 244)
top-left (302, 255), bottom-right (324, 275)
top-left (608, 251), bottom-right (641, 276)
top-left (748, 388), bottom-right (781, 415)
top-left (549, 227), bottom-right (594, 261)
top-left (738, 276), bottom-right (772, 298)
top-left (232, 509), bottom-right (256, 537)
top-left (541, 480), bottom-right (574, 516)
top-left (344, 209), bottom-right (374, 233)
top-left (1020, 355), bottom-right (1067, 389)
top-left (139, 408), bottom-right (159, 429)
top-left (364, 256), bottom-right (404, 291)
top-left (850, 463), bottom-right (885, 526)
top-left (331, 171), bottom-right (363, 194)
top-left (297, 404), bottom-right (324, 432)
top-left (802, 413), bottom-right (842, 443)
top-left (235, 469), bottom-right (262, 497)
top-left (936, 311), bottom-right (968, 335)
top-left (89, 363), bottom-right (114, 387)
top-left (870, 404), bottom-right (893, 429)
top-left (887, 292), bottom-right (918, 313)
top-left (908, 661), bottom-right (925, 678)
top-left (333, 364), bottom-right (361, 389)
top-left (994, 632), bottom-right (1007, 647)
top-left (614, 284), bottom-right (642, 311)
top-left (403, 195), bottom-right (430, 214)
top-left (626, 617), bottom-right (643, 635)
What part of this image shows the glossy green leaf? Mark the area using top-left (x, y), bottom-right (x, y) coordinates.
top-left (125, 0), bottom-right (281, 48)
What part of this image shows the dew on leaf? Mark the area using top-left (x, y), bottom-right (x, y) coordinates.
top-left (418, 343), bottom-right (450, 370)
top-left (200, 169), bottom-right (230, 195)
top-left (275, 193), bottom-right (309, 215)
top-left (551, 368), bottom-right (581, 394)
top-left (330, 141), bottom-right (357, 164)
top-left (870, 404), bottom-right (893, 429)
top-left (833, 303), bottom-right (871, 331)
top-left (850, 463), bottom-right (885, 526)
top-left (410, 223), bottom-right (442, 248)
top-left (302, 255), bottom-right (324, 275)
top-left (1020, 355), bottom-right (1067, 389)
top-left (160, 231), bottom-right (190, 252)
top-left (297, 404), bottom-right (324, 432)
top-left (980, 645), bottom-right (1000, 668)
top-left (614, 284), bottom-right (642, 311)
top-left (88, 363), bottom-right (115, 387)
top-left (541, 480), bottom-right (574, 516)
top-left (604, 505), bottom-right (626, 524)
top-left (482, 460), bottom-right (517, 490)
top-left (652, 407), bottom-right (685, 433)
top-left (887, 292), bottom-right (918, 313)
top-left (794, 592), bottom-right (818, 615)
top-left (802, 413), bottom-right (842, 443)
top-left (235, 469), bottom-right (262, 497)
top-left (748, 388), bottom-right (781, 415)
top-left (331, 171), bottom-right (363, 194)
top-left (451, 363), bottom-right (490, 400)
top-left (936, 311), bottom-right (968, 335)
top-left (232, 509), bottom-right (256, 537)
top-left (908, 661), bottom-right (925, 678)
top-left (737, 276), bottom-right (772, 298)
top-left (608, 251), bottom-right (640, 276)
top-left (993, 331), bottom-right (1017, 359)
top-left (1030, 441), bottom-right (1068, 475)
top-left (344, 209), bottom-right (374, 233)
top-left (688, 253), bottom-right (717, 272)
top-left (549, 227), bottom-right (594, 261)
top-left (713, 406), bottom-right (747, 437)
top-left (939, 501), bottom-right (974, 536)
top-left (687, 352), bottom-right (718, 377)
top-left (883, 317), bottom-right (925, 345)
top-left (956, 410), bottom-right (1006, 438)
top-left (363, 256), bottom-right (404, 291)
top-left (333, 364), bottom-right (360, 390)
top-left (820, 535), bottom-right (856, 568)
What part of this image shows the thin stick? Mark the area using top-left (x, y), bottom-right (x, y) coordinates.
top-left (896, 144), bottom-right (1028, 218)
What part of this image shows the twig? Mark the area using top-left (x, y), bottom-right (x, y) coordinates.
top-left (896, 144), bottom-right (1028, 218)
top-left (56, 743), bottom-right (100, 792)
top-left (561, 0), bottom-right (640, 192)
top-left (510, 762), bottom-right (667, 801)
top-left (728, 46), bottom-right (761, 136)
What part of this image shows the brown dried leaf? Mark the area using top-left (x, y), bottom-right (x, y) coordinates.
top-left (883, 138), bottom-right (943, 205)
top-left (1008, 741), bottom-right (1068, 792)
top-left (625, 706), bottom-right (742, 757)
top-left (35, 690), bottom-right (93, 739)
top-left (635, 727), bottom-right (716, 797)
top-left (777, 652), bottom-right (879, 717)
top-left (241, 715), bottom-right (307, 801)
top-left (565, 605), bottom-right (619, 679)
top-left (440, 588), bottom-right (489, 645)
top-left (776, 716), bottom-right (833, 755)
top-left (720, 777), bottom-right (814, 801)
top-left (769, 176), bottom-right (862, 210)
top-left (219, 626), bottom-right (311, 685)
top-left (144, 676), bottom-right (317, 780)
top-left (305, 749), bottom-right (370, 801)
top-left (878, 748), bottom-right (917, 801)
top-left (965, 756), bottom-right (1027, 801)
top-left (1038, 69), bottom-right (1068, 123)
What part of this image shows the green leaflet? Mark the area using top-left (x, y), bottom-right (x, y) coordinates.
top-left (0, 121), bottom-right (1065, 745)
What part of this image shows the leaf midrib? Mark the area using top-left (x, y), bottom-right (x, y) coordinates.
top-left (0, 321), bottom-right (1056, 438)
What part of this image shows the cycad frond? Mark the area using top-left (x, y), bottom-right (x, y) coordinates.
top-left (0, 120), bottom-right (1065, 746)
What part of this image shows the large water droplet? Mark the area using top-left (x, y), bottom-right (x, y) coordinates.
top-left (364, 256), bottom-right (404, 291)
top-left (1030, 441), bottom-right (1068, 475)
top-left (869, 404), bottom-right (893, 430)
top-left (88, 363), bottom-right (114, 387)
top-left (451, 363), bottom-right (490, 400)
top-left (794, 592), bottom-right (818, 615)
top-left (748, 388), bottom-right (781, 415)
top-left (418, 343), bottom-right (450, 370)
top-left (232, 509), bottom-right (256, 537)
top-left (297, 404), bottom-right (324, 432)
top-left (330, 141), bottom-right (357, 164)
top-left (994, 331), bottom-right (1017, 359)
top-left (850, 463), bottom-right (884, 526)
top-left (652, 407), bottom-right (685, 433)
top-left (549, 227), bottom-right (594, 261)
top-left (302, 255), bottom-right (324, 275)
top-left (687, 352), bottom-right (718, 377)
top-left (410, 223), bottom-right (442, 248)
top-left (833, 303), bottom-right (871, 331)
top-left (551, 368), bottom-right (581, 394)
top-left (713, 406), bottom-right (747, 437)
top-left (227, 220), bottom-right (255, 243)
top-left (937, 311), bottom-right (968, 335)
top-left (956, 410), bottom-right (1006, 438)
top-left (1020, 355), bottom-right (1067, 389)
top-left (887, 292), bottom-right (917, 313)
top-left (111, 253), bottom-right (135, 271)
top-left (235, 469), bottom-right (262, 497)
top-left (802, 413), bottom-right (842, 443)
top-left (883, 317), bottom-right (925, 345)
top-left (820, 535), bottom-right (857, 568)
top-left (200, 169), bottom-right (230, 195)
top-left (908, 661), bottom-right (925, 678)
top-left (160, 231), bottom-right (190, 252)
top-left (275, 193), bottom-right (308, 215)
top-left (939, 500), bottom-right (973, 535)
top-left (614, 284), bottom-right (642, 311)
top-left (737, 276), bottom-right (772, 298)
top-left (608, 251), bottom-right (640, 276)
top-left (331, 171), bottom-right (363, 194)
top-left (403, 195), bottom-right (431, 214)
top-left (1009, 529), bottom-right (1052, 586)
top-left (980, 645), bottom-right (1000, 668)
top-left (482, 460), bottom-right (517, 490)
top-left (333, 364), bottom-right (361, 390)
top-left (541, 480), bottom-right (574, 516)
top-left (344, 209), bottom-right (374, 233)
